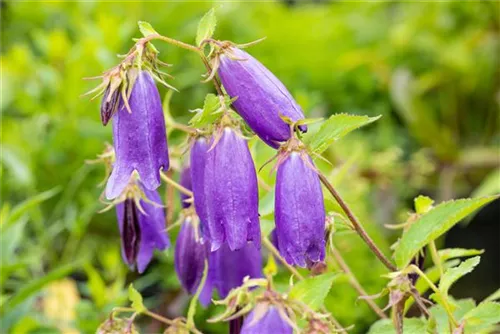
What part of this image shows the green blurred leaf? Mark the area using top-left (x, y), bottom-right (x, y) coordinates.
top-left (394, 196), bottom-right (498, 268)
top-left (471, 169), bottom-right (500, 198)
top-left (305, 114), bottom-right (381, 155)
top-left (84, 264), bottom-right (107, 308)
top-left (368, 318), bottom-right (427, 334)
top-left (439, 256), bottom-right (480, 296)
top-left (429, 298), bottom-right (476, 334)
top-left (138, 21), bottom-right (158, 37)
top-left (289, 273), bottom-right (336, 311)
top-left (128, 284), bottom-right (146, 313)
top-left (196, 8), bottom-right (216, 46)
top-left (438, 248), bottom-right (484, 262)
top-left (484, 288), bottom-right (500, 303)
top-left (463, 302), bottom-right (500, 333)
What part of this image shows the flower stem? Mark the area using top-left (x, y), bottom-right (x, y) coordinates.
top-left (330, 246), bottom-right (387, 319)
top-left (145, 34), bottom-right (202, 54)
top-left (317, 172), bottom-right (397, 271)
top-left (160, 172), bottom-right (193, 197)
top-left (143, 310), bottom-right (175, 326)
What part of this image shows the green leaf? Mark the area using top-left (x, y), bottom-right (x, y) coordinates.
top-left (414, 195), bottom-right (434, 214)
top-left (438, 248), bottom-right (484, 262)
top-left (368, 318), bottom-right (427, 334)
top-left (463, 302), bottom-right (500, 333)
top-left (289, 273), bottom-right (336, 311)
top-left (429, 298), bottom-right (476, 334)
top-left (471, 168), bottom-right (500, 198)
top-left (128, 283), bottom-right (146, 313)
top-left (84, 264), bottom-right (107, 308)
top-left (394, 196), bottom-right (498, 268)
top-left (484, 288), bottom-right (500, 303)
top-left (196, 8), bottom-right (216, 46)
top-left (305, 114), bottom-right (381, 154)
top-left (189, 93), bottom-right (223, 127)
top-left (439, 256), bottom-right (480, 295)
top-left (138, 21), bottom-right (158, 37)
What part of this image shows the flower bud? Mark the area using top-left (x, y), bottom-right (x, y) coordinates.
top-left (106, 70), bottom-right (169, 200)
top-left (100, 86), bottom-right (120, 126)
top-left (204, 128), bottom-right (261, 251)
top-left (218, 47), bottom-right (306, 148)
top-left (210, 242), bottom-right (262, 299)
top-left (115, 184), bottom-right (169, 273)
top-left (275, 151), bottom-right (325, 267)
top-left (174, 216), bottom-right (212, 306)
top-left (241, 305), bottom-right (293, 334)
top-left (179, 166), bottom-right (192, 208)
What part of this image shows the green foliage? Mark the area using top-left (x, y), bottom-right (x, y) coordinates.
top-left (289, 273), bottom-right (337, 311)
top-left (196, 8), bottom-right (217, 46)
top-left (394, 196), bottom-right (498, 268)
top-left (368, 318), bottom-right (427, 334)
top-left (128, 284), bottom-right (146, 313)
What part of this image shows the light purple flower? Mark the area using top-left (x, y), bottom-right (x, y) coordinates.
top-left (241, 305), bottom-right (293, 334)
top-left (218, 47), bottom-right (306, 148)
top-left (179, 166), bottom-right (192, 209)
top-left (275, 152), bottom-right (325, 267)
top-left (174, 217), bottom-right (212, 306)
top-left (204, 128), bottom-right (261, 251)
top-left (106, 71), bottom-right (169, 200)
top-left (210, 242), bottom-right (262, 299)
top-left (190, 137), bottom-right (210, 239)
top-left (115, 184), bottom-right (169, 273)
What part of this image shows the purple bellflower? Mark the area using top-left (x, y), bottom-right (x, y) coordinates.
top-left (179, 166), bottom-right (192, 208)
top-left (204, 127), bottom-right (261, 251)
top-left (241, 305), bottom-right (293, 334)
top-left (115, 183), bottom-right (169, 273)
top-left (210, 242), bottom-right (263, 299)
top-left (218, 47), bottom-right (306, 148)
top-left (174, 216), bottom-right (212, 306)
top-left (275, 151), bottom-right (326, 267)
top-left (106, 70), bottom-right (169, 200)
top-left (190, 137), bottom-right (211, 239)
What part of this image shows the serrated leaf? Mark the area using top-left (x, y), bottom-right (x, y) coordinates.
top-left (368, 318), bottom-right (427, 334)
top-left (394, 196), bottom-right (498, 268)
top-left (429, 298), bottom-right (476, 334)
top-left (128, 284), bottom-right (146, 313)
top-left (189, 93), bottom-right (223, 127)
top-left (196, 8), bottom-right (216, 46)
top-left (305, 114), bottom-right (381, 154)
top-left (414, 195), bottom-right (434, 214)
top-left (289, 273), bottom-right (336, 311)
top-left (138, 21), bottom-right (158, 37)
top-left (438, 248), bottom-right (484, 262)
top-left (439, 256), bottom-right (480, 295)
top-left (463, 302), bottom-right (500, 333)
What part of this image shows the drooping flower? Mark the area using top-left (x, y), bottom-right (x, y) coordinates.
top-left (275, 151), bottom-right (326, 267)
top-left (210, 242), bottom-right (262, 299)
top-left (115, 183), bottom-right (169, 273)
top-left (204, 127), bottom-right (261, 251)
top-left (174, 215), bottom-right (212, 306)
top-left (190, 137), bottom-right (210, 239)
top-left (106, 70), bottom-right (169, 200)
top-left (179, 166), bottom-right (192, 208)
top-left (217, 47), bottom-right (306, 148)
top-left (241, 305), bottom-right (293, 334)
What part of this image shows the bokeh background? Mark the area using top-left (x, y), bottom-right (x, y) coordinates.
top-left (1, 1), bottom-right (499, 333)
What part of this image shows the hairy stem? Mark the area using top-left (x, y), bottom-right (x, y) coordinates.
top-left (330, 247), bottom-right (387, 319)
top-left (318, 172), bottom-right (397, 271)
top-left (160, 172), bottom-right (193, 197)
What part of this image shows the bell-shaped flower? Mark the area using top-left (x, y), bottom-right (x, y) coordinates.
top-left (210, 242), bottom-right (262, 299)
top-left (241, 304), bottom-right (293, 334)
top-left (115, 183), bottom-right (169, 273)
top-left (204, 127), bottom-right (261, 251)
top-left (190, 137), bottom-right (211, 239)
top-left (174, 214), bottom-right (212, 306)
top-left (218, 47), bottom-right (306, 148)
top-left (275, 151), bottom-right (325, 267)
top-left (106, 70), bottom-right (169, 200)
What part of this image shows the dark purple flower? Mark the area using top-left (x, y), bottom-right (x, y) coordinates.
top-left (275, 152), bottom-right (325, 267)
top-left (115, 184), bottom-right (169, 273)
top-left (179, 166), bottom-right (192, 208)
top-left (204, 128), bottom-right (261, 251)
top-left (190, 137), bottom-right (210, 239)
top-left (210, 242), bottom-right (262, 299)
top-left (106, 71), bottom-right (169, 199)
top-left (241, 305), bottom-right (293, 334)
top-left (218, 47), bottom-right (306, 148)
top-left (174, 216), bottom-right (212, 306)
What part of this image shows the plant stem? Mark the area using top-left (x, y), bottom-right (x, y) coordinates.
top-left (145, 34), bottom-right (202, 54)
top-left (317, 172), bottom-right (397, 271)
top-left (262, 237), bottom-right (304, 280)
top-left (160, 172), bottom-right (193, 197)
top-left (429, 241), bottom-right (443, 278)
top-left (143, 310), bottom-right (175, 326)
top-left (330, 247), bottom-right (387, 319)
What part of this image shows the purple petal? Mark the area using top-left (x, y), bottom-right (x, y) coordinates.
top-left (210, 242), bottom-right (262, 299)
top-left (275, 152), bottom-right (325, 267)
top-left (179, 166), bottom-right (192, 208)
top-left (241, 306), bottom-right (293, 334)
top-left (106, 71), bottom-right (169, 199)
top-left (190, 137), bottom-right (211, 240)
top-left (218, 47), bottom-right (306, 148)
top-left (204, 128), bottom-right (261, 251)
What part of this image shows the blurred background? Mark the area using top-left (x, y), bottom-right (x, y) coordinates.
top-left (1, 1), bottom-right (499, 333)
